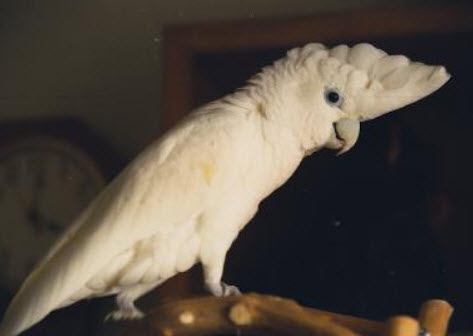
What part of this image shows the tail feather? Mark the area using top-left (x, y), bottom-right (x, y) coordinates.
top-left (0, 269), bottom-right (57, 336)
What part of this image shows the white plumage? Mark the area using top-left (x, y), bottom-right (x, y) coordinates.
top-left (0, 43), bottom-right (450, 336)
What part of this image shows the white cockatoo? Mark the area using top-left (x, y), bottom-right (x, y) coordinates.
top-left (0, 43), bottom-right (449, 336)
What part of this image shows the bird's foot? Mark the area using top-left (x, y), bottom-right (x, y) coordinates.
top-left (105, 306), bottom-right (145, 321)
top-left (205, 281), bottom-right (241, 297)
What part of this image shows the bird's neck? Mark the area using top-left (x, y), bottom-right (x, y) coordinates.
top-left (224, 91), bottom-right (307, 197)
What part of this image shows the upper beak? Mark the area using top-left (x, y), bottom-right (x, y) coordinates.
top-left (326, 118), bottom-right (360, 155)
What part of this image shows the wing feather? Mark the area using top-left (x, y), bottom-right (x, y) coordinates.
top-left (0, 110), bottom-right (246, 336)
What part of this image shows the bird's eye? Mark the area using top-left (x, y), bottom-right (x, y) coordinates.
top-left (324, 89), bottom-right (343, 107)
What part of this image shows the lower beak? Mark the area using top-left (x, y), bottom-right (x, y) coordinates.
top-left (326, 118), bottom-right (360, 155)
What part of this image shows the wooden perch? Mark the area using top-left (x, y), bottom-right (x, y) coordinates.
top-left (384, 316), bottom-right (419, 336)
top-left (418, 300), bottom-right (454, 336)
top-left (120, 294), bottom-right (453, 336)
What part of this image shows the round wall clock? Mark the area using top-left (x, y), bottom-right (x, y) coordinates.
top-left (0, 135), bottom-right (106, 291)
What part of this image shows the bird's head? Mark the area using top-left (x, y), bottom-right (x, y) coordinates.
top-left (252, 43), bottom-right (450, 155)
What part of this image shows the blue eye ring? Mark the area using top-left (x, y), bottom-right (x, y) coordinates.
top-left (324, 88), bottom-right (343, 107)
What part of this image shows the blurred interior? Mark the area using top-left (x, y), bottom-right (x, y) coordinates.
top-left (0, 1), bottom-right (473, 335)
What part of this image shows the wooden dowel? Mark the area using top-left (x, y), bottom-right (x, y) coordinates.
top-left (307, 307), bottom-right (384, 336)
top-left (418, 300), bottom-right (454, 336)
top-left (384, 316), bottom-right (419, 336)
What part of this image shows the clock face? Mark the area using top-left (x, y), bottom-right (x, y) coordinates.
top-left (0, 137), bottom-right (105, 291)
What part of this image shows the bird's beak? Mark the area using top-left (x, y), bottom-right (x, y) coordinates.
top-left (326, 118), bottom-right (360, 155)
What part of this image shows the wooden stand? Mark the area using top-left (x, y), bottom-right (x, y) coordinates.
top-left (120, 294), bottom-right (453, 336)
